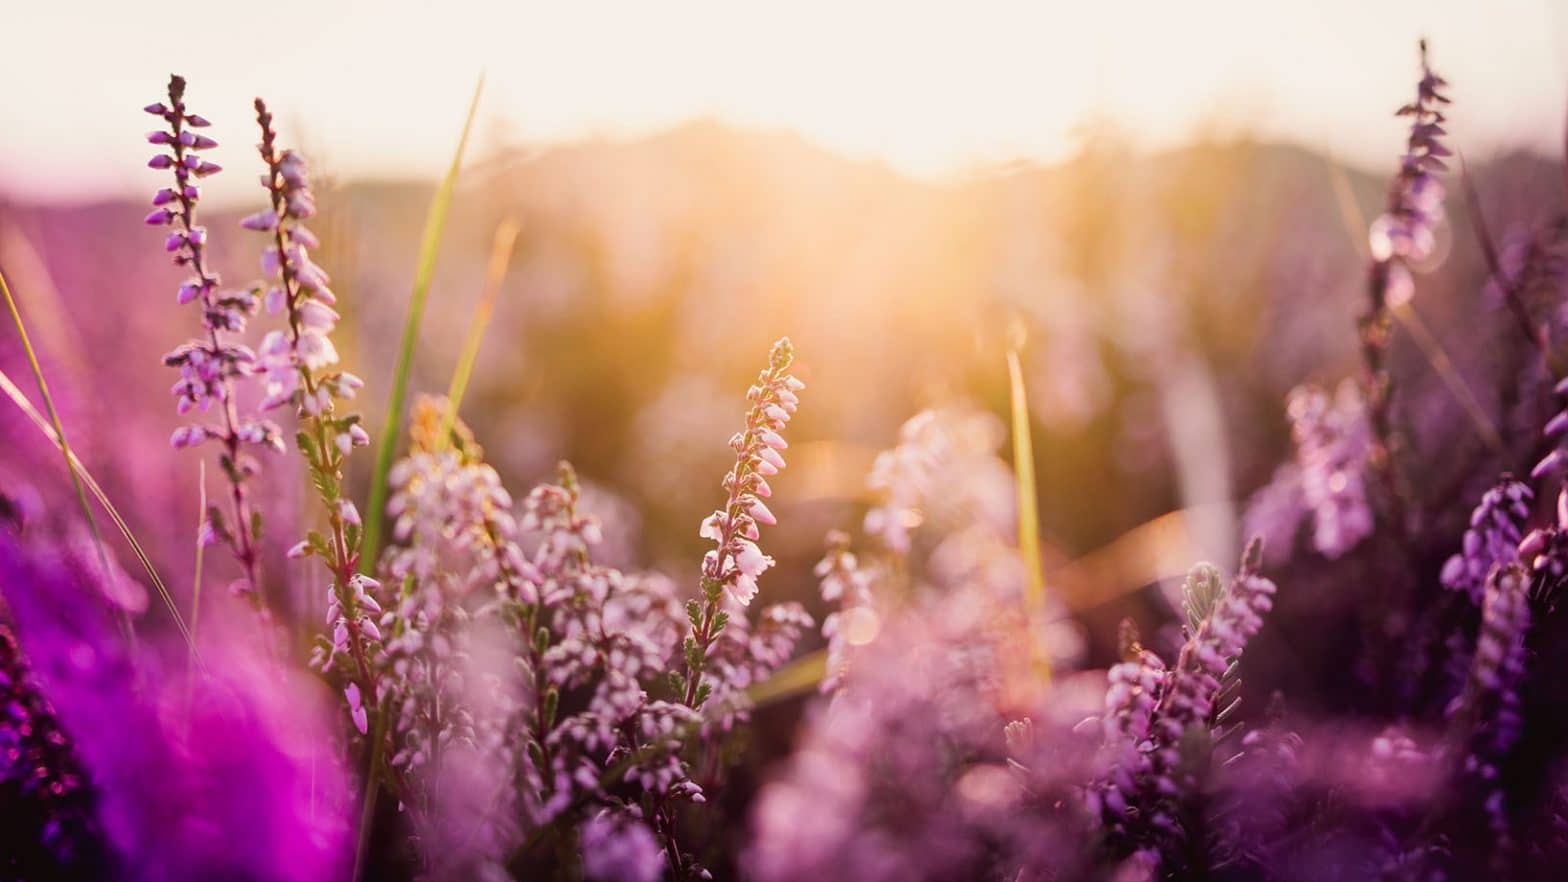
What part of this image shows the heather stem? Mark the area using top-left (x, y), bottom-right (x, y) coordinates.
top-left (163, 76), bottom-right (267, 608)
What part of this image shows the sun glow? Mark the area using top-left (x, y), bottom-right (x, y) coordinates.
top-left (4, 0), bottom-right (1566, 203)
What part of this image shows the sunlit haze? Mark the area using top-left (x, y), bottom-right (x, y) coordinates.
top-left (5, 0), bottom-right (1567, 203)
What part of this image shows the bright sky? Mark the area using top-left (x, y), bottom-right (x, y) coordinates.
top-left (3, 0), bottom-right (1566, 203)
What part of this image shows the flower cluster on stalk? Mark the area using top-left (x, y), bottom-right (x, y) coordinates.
top-left (814, 529), bottom-right (878, 693)
top-left (145, 74), bottom-right (279, 603)
top-left (245, 99), bottom-right (378, 740)
top-left (1245, 380), bottom-right (1374, 560)
top-left (1441, 478), bottom-right (1532, 605)
top-left (678, 337), bottom-right (802, 710)
top-left (1448, 565), bottom-right (1531, 853)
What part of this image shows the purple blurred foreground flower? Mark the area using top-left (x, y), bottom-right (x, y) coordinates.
top-left (1245, 381), bottom-right (1373, 560)
top-left (1441, 478), bottom-right (1532, 605)
top-left (0, 533), bottom-right (351, 882)
top-left (0, 616), bottom-right (105, 880)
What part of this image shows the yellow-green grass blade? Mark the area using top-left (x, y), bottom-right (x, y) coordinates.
top-left (441, 218), bottom-right (519, 445)
top-left (1006, 347), bottom-right (1048, 618)
top-left (746, 649), bottom-right (827, 708)
top-left (362, 73), bottom-right (485, 569)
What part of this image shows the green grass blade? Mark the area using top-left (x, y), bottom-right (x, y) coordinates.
top-left (441, 218), bottom-right (519, 443)
top-left (0, 366), bottom-right (199, 660)
top-left (1, 267), bottom-right (141, 646)
top-left (362, 73), bottom-right (485, 569)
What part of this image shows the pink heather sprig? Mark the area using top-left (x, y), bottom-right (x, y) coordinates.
top-left (145, 75), bottom-right (279, 604)
top-left (1142, 548), bottom-right (1277, 850)
top-left (1448, 565), bottom-right (1531, 851)
top-left (679, 337), bottom-right (801, 710)
top-left (1529, 376), bottom-right (1568, 485)
top-left (1441, 478), bottom-right (1532, 606)
top-left (248, 99), bottom-right (378, 735)
top-left (0, 619), bottom-right (106, 875)
top-left (815, 529), bottom-right (876, 693)
top-left (1368, 39), bottom-right (1452, 298)
top-left (1089, 621), bottom-right (1168, 840)
top-left (1285, 381), bottom-right (1375, 559)
top-left (1359, 41), bottom-right (1450, 517)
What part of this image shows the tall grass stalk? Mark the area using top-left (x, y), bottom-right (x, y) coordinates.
top-left (440, 218), bottom-right (518, 446)
top-left (362, 75), bottom-right (485, 569)
top-left (1006, 341), bottom-right (1049, 611)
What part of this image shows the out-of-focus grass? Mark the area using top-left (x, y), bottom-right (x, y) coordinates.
top-left (442, 218), bottom-right (519, 445)
top-left (363, 74), bottom-right (485, 569)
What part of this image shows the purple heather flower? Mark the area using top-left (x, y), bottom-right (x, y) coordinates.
top-left (815, 529), bottom-right (878, 692)
top-left (0, 532), bottom-right (352, 882)
top-left (1290, 381), bottom-right (1374, 558)
top-left (1449, 565), bottom-right (1531, 850)
top-left (146, 74), bottom-right (277, 603)
top-left (0, 617), bottom-right (107, 878)
top-left (1441, 478), bottom-right (1533, 605)
top-left (1089, 622), bottom-right (1168, 837)
top-left (1139, 552), bottom-right (1277, 856)
top-left (1530, 376), bottom-right (1568, 485)
top-left (681, 338), bottom-right (802, 708)
top-left (863, 407), bottom-right (1014, 555)
top-left (580, 811), bottom-right (666, 882)
top-left (1368, 40), bottom-right (1451, 278)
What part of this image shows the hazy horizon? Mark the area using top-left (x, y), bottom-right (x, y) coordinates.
top-left (5, 0), bottom-right (1567, 204)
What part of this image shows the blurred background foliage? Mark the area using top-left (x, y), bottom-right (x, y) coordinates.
top-left (1, 122), bottom-right (1562, 664)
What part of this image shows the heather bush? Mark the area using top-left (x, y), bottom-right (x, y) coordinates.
top-left (3, 35), bottom-right (1568, 882)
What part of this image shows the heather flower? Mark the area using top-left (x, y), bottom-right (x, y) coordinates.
top-left (1109, 547), bottom-right (1277, 868)
top-left (146, 75), bottom-right (277, 602)
top-left (580, 811), bottom-right (666, 882)
top-left (0, 532), bottom-right (352, 881)
top-left (748, 584), bottom-right (1097, 882)
top-left (678, 337), bottom-right (802, 710)
top-left (1441, 478), bottom-right (1532, 605)
top-left (1088, 620), bottom-right (1167, 840)
top-left (1530, 375), bottom-right (1568, 484)
top-left (1250, 381), bottom-right (1374, 559)
top-left (815, 529), bottom-right (878, 692)
top-left (1447, 564), bottom-right (1531, 856)
top-left (863, 407), bottom-right (1014, 555)
top-left (0, 616), bottom-right (107, 879)
top-left (246, 99), bottom-right (380, 751)
top-left (1367, 40), bottom-right (1451, 277)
